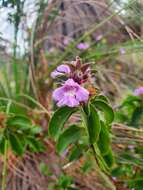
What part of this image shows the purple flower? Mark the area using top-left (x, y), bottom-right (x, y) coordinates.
top-left (48, 47), bottom-right (55, 53)
top-left (57, 65), bottom-right (70, 73)
top-left (63, 38), bottom-right (73, 46)
top-left (76, 43), bottom-right (90, 50)
top-left (134, 87), bottom-right (143, 96)
top-left (119, 47), bottom-right (126, 55)
top-left (51, 64), bottom-right (71, 79)
top-left (128, 145), bottom-right (134, 150)
top-left (53, 79), bottom-right (89, 107)
top-left (51, 71), bottom-right (61, 78)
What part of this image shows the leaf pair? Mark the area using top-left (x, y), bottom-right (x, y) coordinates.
top-left (86, 96), bottom-right (114, 144)
top-left (49, 106), bottom-right (82, 154)
top-left (85, 96), bottom-right (114, 168)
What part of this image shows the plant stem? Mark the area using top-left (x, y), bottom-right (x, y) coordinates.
top-left (2, 140), bottom-right (8, 190)
top-left (91, 144), bottom-right (116, 190)
top-left (80, 106), bottom-right (116, 190)
top-left (91, 144), bottom-right (100, 166)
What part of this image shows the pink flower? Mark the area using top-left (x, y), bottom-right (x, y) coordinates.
top-left (76, 43), bottom-right (89, 50)
top-left (51, 64), bottom-right (71, 79)
top-left (53, 79), bottom-right (89, 107)
top-left (134, 87), bottom-right (143, 96)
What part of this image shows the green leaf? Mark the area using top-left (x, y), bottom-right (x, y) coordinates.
top-left (122, 95), bottom-right (141, 106)
top-left (103, 148), bottom-right (114, 168)
top-left (93, 144), bottom-right (109, 172)
top-left (27, 137), bottom-right (45, 152)
top-left (87, 104), bottom-right (101, 143)
top-left (81, 160), bottom-right (93, 174)
top-left (49, 106), bottom-right (77, 139)
top-left (128, 177), bottom-right (143, 190)
top-left (56, 125), bottom-right (83, 154)
top-left (130, 106), bottom-right (143, 127)
top-left (68, 146), bottom-right (82, 161)
top-left (58, 174), bottom-right (73, 189)
top-left (95, 95), bottom-right (109, 103)
top-left (9, 133), bottom-right (24, 155)
top-left (92, 100), bottom-right (114, 125)
top-left (39, 163), bottom-right (52, 176)
top-left (6, 115), bottom-right (32, 130)
top-left (0, 135), bottom-right (5, 154)
top-left (97, 121), bottom-right (110, 156)
top-left (29, 125), bottom-right (42, 135)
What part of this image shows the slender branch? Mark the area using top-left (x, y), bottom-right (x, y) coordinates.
top-left (2, 100), bottom-right (12, 190)
top-left (91, 144), bottom-right (116, 190)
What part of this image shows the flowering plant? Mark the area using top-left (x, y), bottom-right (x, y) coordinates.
top-left (49, 57), bottom-right (114, 173)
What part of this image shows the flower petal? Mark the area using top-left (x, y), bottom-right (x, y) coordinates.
top-left (57, 64), bottom-right (71, 74)
top-left (51, 71), bottom-right (63, 79)
top-left (76, 43), bottom-right (89, 50)
top-left (64, 78), bottom-right (79, 87)
top-left (57, 96), bottom-right (79, 107)
top-left (76, 86), bottom-right (89, 102)
top-left (134, 87), bottom-right (143, 96)
top-left (53, 86), bottom-right (65, 101)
